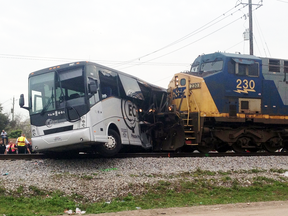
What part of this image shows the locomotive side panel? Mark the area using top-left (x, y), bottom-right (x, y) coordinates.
top-left (170, 52), bottom-right (288, 153)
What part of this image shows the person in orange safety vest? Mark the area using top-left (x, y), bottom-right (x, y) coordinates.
top-left (4, 141), bottom-right (17, 154)
top-left (16, 134), bottom-right (31, 154)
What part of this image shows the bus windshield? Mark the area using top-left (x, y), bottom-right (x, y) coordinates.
top-left (29, 73), bottom-right (55, 115)
top-left (29, 67), bottom-right (86, 115)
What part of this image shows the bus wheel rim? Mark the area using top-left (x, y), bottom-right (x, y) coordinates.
top-left (104, 136), bottom-right (116, 150)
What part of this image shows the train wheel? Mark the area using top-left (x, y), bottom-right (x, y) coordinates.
top-left (197, 139), bottom-right (214, 153)
top-left (232, 137), bottom-right (250, 153)
top-left (264, 137), bottom-right (282, 152)
top-left (98, 129), bottom-right (122, 157)
top-left (264, 143), bottom-right (279, 152)
top-left (232, 143), bottom-right (246, 153)
top-left (232, 136), bottom-right (261, 153)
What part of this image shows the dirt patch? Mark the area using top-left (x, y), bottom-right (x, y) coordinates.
top-left (79, 201), bottom-right (288, 216)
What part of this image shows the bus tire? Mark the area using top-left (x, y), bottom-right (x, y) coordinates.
top-left (98, 129), bottom-right (121, 157)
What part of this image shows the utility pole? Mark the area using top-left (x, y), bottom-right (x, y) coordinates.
top-left (241, 0), bottom-right (263, 55)
top-left (249, 0), bottom-right (253, 55)
top-left (11, 97), bottom-right (15, 121)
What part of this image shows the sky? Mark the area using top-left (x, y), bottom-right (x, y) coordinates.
top-left (0, 0), bottom-right (287, 120)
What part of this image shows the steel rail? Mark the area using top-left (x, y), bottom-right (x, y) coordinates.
top-left (0, 151), bottom-right (288, 160)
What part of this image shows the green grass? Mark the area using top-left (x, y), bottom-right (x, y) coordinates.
top-left (1, 169), bottom-right (288, 215)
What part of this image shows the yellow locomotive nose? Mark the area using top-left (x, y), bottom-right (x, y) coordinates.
top-left (168, 73), bottom-right (220, 117)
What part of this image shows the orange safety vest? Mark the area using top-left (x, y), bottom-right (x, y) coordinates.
top-left (9, 144), bottom-right (16, 152)
top-left (17, 136), bottom-right (26, 146)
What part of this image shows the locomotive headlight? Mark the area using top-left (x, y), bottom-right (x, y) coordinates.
top-left (139, 108), bottom-right (143, 113)
top-left (175, 76), bottom-right (179, 86)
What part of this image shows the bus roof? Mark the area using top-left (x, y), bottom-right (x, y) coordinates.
top-left (28, 61), bottom-right (166, 92)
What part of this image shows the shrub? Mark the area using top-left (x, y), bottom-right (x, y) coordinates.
top-left (9, 130), bottom-right (22, 138)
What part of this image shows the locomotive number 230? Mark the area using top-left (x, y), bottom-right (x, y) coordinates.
top-left (234, 79), bottom-right (256, 93)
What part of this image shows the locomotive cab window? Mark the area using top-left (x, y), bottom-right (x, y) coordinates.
top-left (230, 58), bottom-right (259, 77)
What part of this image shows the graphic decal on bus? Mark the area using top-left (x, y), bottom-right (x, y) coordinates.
top-left (121, 99), bottom-right (137, 133)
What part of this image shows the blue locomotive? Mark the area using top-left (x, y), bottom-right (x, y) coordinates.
top-left (168, 52), bottom-right (288, 153)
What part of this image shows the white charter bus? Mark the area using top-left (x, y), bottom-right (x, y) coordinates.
top-left (19, 61), bottom-right (184, 156)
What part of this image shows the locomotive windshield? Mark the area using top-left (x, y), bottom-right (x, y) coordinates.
top-left (190, 60), bottom-right (223, 74)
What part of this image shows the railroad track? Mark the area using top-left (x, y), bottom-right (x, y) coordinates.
top-left (0, 151), bottom-right (288, 160)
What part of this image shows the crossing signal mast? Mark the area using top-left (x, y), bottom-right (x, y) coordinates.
top-left (241, 0), bottom-right (263, 55)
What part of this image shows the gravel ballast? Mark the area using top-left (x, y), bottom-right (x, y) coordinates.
top-left (0, 156), bottom-right (288, 202)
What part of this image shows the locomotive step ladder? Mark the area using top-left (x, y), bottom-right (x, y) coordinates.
top-left (181, 117), bottom-right (197, 145)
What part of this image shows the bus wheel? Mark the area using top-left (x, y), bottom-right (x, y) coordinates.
top-left (98, 129), bottom-right (121, 157)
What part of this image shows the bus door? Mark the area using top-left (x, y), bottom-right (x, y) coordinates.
top-left (119, 74), bottom-right (144, 146)
top-left (121, 99), bottom-right (141, 145)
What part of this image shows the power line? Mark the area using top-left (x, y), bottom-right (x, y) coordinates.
top-left (118, 14), bottom-right (247, 70)
top-left (0, 99), bottom-right (11, 105)
top-left (276, 0), bottom-right (288, 3)
top-left (224, 40), bottom-right (244, 52)
top-left (0, 54), bottom-right (188, 67)
top-left (113, 3), bottom-right (245, 68)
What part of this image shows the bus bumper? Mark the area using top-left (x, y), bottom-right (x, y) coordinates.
top-left (32, 128), bottom-right (92, 152)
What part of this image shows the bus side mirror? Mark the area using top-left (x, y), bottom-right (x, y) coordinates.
top-left (19, 94), bottom-right (25, 107)
top-left (19, 94), bottom-right (29, 110)
top-left (89, 80), bottom-right (98, 94)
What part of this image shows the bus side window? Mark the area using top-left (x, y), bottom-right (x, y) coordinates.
top-left (102, 86), bottom-right (112, 99)
top-left (99, 69), bottom-right (120, 100)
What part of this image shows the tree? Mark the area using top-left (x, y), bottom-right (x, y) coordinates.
top-left (0, 104), bottom-right (10, 132)
top-left (8, 113), bottom-right (31, 138)
top-left (0, 104), bottom-right (31, 138)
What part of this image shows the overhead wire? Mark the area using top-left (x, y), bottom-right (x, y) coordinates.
top-left (0, 2), bottom-right (264, 70)
top-left (0, 99), bottom-right (11, 105)
top-left (252, 9), bottom-right (271, 57)
top-left (113, 3), bottom-right (245, 68)
top-left (224, 40), bottom-right (244, 52)
top-left (235, 2), bottom-right (266, 56)
top-left (120, 1), bottom-right (266, 70)
top-left (118, 12), bottom-right (249, 70)
top-left (276, 0), bottom-right (288, 3)
top-left (0, 54), bottom-right (187, 67)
